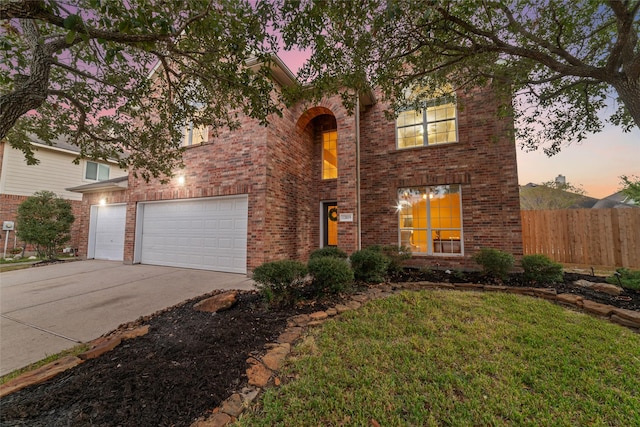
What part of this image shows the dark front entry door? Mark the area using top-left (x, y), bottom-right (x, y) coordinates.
top-left (322, 202), bottom-right (338, 247)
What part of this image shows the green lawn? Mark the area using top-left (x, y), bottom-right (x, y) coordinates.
top-left (236, 291), bottom-right (640, 427)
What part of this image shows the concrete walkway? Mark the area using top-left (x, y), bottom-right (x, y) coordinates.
top-left (0, 260), bottom-right (254, 376)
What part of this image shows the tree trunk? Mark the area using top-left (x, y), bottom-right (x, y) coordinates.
top-left (611, 77), bottom-right (640, 129)
top-left (0, 19), bottom-right (51, 140)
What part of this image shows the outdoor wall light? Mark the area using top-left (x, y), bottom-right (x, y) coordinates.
top-left (177, 176), bottom-right (186, 186)
top-left (99, 198), bottom-right (106, 206)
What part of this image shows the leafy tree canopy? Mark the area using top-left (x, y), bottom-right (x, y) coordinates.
top-left (278, 0), bottom-right (640, 155)
top-left (16, 190), bottom-right (75, 259)
top-left (1, 0), bottom-right (280, 181)
top-left (620, 175), bottom-right (640, 203)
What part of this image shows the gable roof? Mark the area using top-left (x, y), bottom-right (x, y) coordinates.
top-left (66, 175), bottom-right (128, 193)
top-left (592, 191), bottom-right (638, 209)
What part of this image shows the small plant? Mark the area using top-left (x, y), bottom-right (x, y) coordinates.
top-left (309, 246), bottom-right (348, 260)
top-left (252, 260), bottom-right (308, 307)
top-left (607, 268), bottom-right (640, 291)
top-left (521, 254), bottom-right (564, 284)
top-left (307, 256), bottom-right (354, 295)
top-left (366, 245), bottom-right (411, 275)
top-left (472, 248), bottom-right (514, 281)
top-left (350, 248), bottom-right (391, 283)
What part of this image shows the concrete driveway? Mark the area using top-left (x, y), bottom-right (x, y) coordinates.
top-left (0, 260), bottom-right (254, 376)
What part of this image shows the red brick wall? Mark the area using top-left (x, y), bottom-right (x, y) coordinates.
top-left (359, 85), bottom-right (522, 270)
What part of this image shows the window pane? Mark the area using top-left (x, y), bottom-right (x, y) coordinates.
top-left (85, 162), bottom-right (97, 180)
top-left (427, 102), bottom-right (456, 122)
top-left (397, 110), bottom-right (422, 127)
top-left (398, 125), bottom-right (423, 148)
top-left (322, 131), bottom-right (338, 179)
top-left (427, 120), bottom-right (457, 145)
top-left (97, 164), bottom-right (110, 181)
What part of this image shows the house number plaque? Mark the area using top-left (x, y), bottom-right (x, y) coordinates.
top-left (338, 213), bottom-right (354, 222)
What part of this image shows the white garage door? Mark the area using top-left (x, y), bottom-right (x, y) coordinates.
top-left (89, 204), bottom-right (126, 261)
top-left (138, 196), bottom-right (248, 273)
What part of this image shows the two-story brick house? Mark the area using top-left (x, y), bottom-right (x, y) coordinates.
top-left (70, 56), bottom-right (522, 274)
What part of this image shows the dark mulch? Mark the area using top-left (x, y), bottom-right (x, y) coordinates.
top-left (1, 271), bottom-right (638, 426)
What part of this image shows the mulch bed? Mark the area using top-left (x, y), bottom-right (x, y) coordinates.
top-left (1, 272), bottom-right (638, 426)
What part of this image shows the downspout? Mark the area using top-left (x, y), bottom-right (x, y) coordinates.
top-left (355, 92), bottom-right (362, 251)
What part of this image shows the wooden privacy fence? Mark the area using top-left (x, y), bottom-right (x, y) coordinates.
top-left (521, 208), bottom-right (640, 269)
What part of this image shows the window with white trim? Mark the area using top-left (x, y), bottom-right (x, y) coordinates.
top-left (85, 161), bottom-right (110, 181)
top-left (182, 122), bottom-right (208, 147)
top-left (396, 96), bottom-right (457, 149)
top-left (398, 184), bottom-right (463, 255)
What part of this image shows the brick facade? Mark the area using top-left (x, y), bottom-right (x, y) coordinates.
top-left (73, 81), bottom-right (522, 273)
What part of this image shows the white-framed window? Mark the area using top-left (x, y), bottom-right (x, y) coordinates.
top-left (396, 96), bottom-right (458, 149)
top-left (398, 184), bottom-right (463, 255)
top-left (182, 122), bottom-right (208, 147)
top-left (85, 161), bottom-right (110, 181)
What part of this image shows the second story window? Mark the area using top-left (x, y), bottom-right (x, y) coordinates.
top-left (397, 96), bottom-right (457, 149)
top-left (322, 130), bottom-right (338, 179)
top-left (85, 161), bottom-right (110, 181)
top-left (182, 122), bottom-right (208, 147)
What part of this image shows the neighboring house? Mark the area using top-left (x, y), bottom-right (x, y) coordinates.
top-left (69, 55), bottom-right (522, 274)
top-left (519, 183), bottom-right (598, 210)
top-left (0, 137), bottom-right (128, 252)
top-left (592, 191), bottom-right (638, 209)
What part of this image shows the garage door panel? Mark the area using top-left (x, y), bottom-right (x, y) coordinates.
top-left (140, 196), bottom-right (247, 273)
top-left (92, 205), bottom-right (126, 261)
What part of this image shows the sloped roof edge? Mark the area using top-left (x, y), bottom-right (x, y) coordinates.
top-left (67, 175), bottom-right (128, 193)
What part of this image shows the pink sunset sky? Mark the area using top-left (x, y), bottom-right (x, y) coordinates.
top-left (277, 50), bottom-right (639, 199)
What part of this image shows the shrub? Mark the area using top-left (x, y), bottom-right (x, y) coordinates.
top-left (252, 260), bottom-right (308, 307)
top-left (606, 268), bottom-right (640, 291)
top-left (472, 248), bottom-right (514, 281)
top-left (521, 254), bottom-right (564, 284)
top-left (16, 191), bottom-right (75, 260)
top-left (307, 256), bottom-right (354, 295)
top-left (350, 249), bottom-right (391, 283)
top-left (366, 245), bottom-right (412, 275)
top-left (309, 246), bottom-right (348, 260)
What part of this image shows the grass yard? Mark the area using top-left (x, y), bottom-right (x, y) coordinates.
top-left (237, 291), bottom-right (640, 427)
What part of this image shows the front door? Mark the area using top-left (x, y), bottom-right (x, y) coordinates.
top-left (322, 202), bottom-right (338, 247)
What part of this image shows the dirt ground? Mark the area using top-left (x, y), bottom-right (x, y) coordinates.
top-left (1, 272), bottom-right (638, 426)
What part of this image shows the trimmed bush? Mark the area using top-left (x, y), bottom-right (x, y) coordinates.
top-left (307, 256), bottom-right (354, 295)
top-left (252, 260), bottom-right (308, 307)
top-left (607, 268), bottom-right (640, 291)
top-left (350, 249), bottom-right (391, 283)
top-left (367, 245), bottom-right (412, 275)
top-left (309, 246), bottom-right (348, 260)
top-left (521, 254), bottom-right (564, 284)
top-left (472, 248), bottom-right (514, 281)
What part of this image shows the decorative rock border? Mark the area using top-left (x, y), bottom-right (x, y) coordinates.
top-left (0, 325), bottom-right (149, 398)
top-left (191, 281), bottom-right (640, 426)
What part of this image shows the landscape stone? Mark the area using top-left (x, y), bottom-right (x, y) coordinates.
top-left (454, 283), bottom-right (483, 290)
top-left (591, 283), bottom-right (623, 296)
top-left (78, 337), bottom-right (122, 360)
top-left (246, 362), bottom-right (271, 387)
top-left (612, 308), bottom-right (640, 325)
top-left (220, 393), bottom-right (243, 417)
top-left (191, 412), bottom-right (232, 427)
top-left (119, 325), bottom-right (150, 340)
top-left (582, 300), bottom-right (615, 317)
top-left (288, 314), bottom-right (310, 327)
top-left (334, 304), bottom-right (351, 314)
top-left (239, 387), bottom-right (260, 404)
top-left (0, 356), bottom-right (82, 398)
top-left (483, 285), bottom-right (508, 292)
top-left (610, 314), bottom-right (640, 329)
top-left (262, 344), bottom-right (290, 370)
top-left (325, 308), bottom-right (338, 316)
top-left (351, 294), bottom-right (369, 303)
top-left (277, 327), bottom-right (302, 344)
top-left (309, 311), bottom-right (328, 321)
top-left (346, 300), bottom-right (362, 310)
top-left (556, 293), bottom-right (583, 306)
top-left (193, 291), bottom-right (237, 313)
